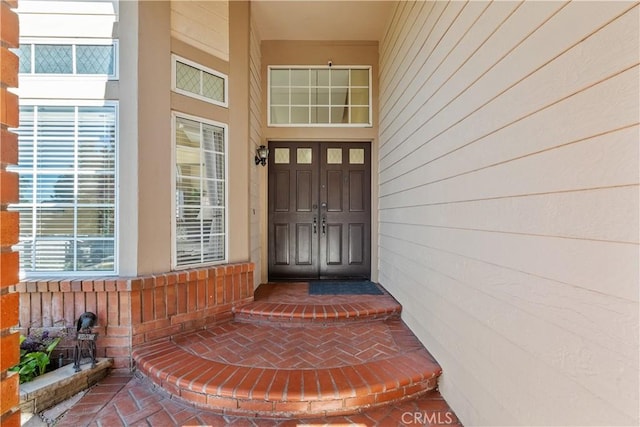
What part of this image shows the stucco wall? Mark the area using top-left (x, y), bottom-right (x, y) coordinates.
top-left (378, 1), bottom-right (639, 425)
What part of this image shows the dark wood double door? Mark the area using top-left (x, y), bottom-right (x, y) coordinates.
top-left (268, 142), bottom-right (371, 280)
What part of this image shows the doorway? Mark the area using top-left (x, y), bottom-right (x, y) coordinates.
top-left (268, 141), bottom-right (371, 280)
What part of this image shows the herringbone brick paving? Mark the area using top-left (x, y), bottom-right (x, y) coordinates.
top-left (173, 319), bottom-right (418, 368)
top-left (57, 372), bottom-right (461, 426)
top-left (57, 283), bottom-right (460, 425)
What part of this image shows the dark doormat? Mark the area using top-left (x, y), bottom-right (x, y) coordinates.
top-left (308, 281), bottom-right (384, 295)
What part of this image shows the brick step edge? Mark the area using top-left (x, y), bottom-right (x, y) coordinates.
top-left (232, 301), bottom-right (402, 325)
top-left (132, 343), bottom-right (441, 418)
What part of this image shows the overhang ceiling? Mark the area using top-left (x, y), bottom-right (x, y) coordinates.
top-left (251, 0), bottom-right (395, 41)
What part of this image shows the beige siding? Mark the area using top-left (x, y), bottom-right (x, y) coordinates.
top-left (249, 17), bottom-right (264, 286)
top-left (171, 0), bottom-right (229, 62)
top-left (378, 1), bottom-right (639, 426)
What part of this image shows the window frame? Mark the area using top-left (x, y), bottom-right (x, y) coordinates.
top-left (171, 54), bottom-right (228, 108)
top-left (171, 111), bottom-right (229, 270)
top-left (10, 99), bottom-right (119, 278)
top-left (267, 65), bottom-right (373, 128)
top-left (16, 38), bottom-right (119, 80)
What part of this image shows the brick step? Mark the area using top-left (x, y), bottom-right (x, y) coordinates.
top-left (233, 300), bottom-right (402, 325)
top-left (132, 339), bottom-right (441, 418)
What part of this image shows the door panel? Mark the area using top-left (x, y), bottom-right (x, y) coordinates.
top-left (268, 142), bottom-right (370, 280)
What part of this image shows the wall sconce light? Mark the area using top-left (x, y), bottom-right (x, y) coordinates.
top-left (255, 145), bottom-right (269, 166)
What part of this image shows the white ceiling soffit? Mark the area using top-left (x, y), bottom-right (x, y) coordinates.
top-left (251, 0), bottom-right (395, 41)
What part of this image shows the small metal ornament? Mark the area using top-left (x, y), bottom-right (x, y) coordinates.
top-left (73, 312), bottom-right (98, 372)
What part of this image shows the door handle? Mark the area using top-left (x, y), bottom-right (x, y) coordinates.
top-left (313, 217), bottom-right (317, 234)
top-left (322, 217), bottom-right (326, 235)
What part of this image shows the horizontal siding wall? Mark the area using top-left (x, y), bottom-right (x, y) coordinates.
top-left (249, 16), bottom-right (264, 287)
top-left (171, 0), bottom-right (229, 61)
top-left (378, 1), bottom-right (639, 426)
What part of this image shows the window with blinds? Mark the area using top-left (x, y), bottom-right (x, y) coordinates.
top-left (10, 104), bottom-right (117, 274)
top-left (171, 55), bottom-right (227, 107)
top-left (174, 114), bottom-right (227, 267)
top-left (13, 41), bottom-right (118, 78)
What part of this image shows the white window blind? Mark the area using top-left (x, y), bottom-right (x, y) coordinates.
top-left (10, 105), bottom-right (117, 274)
top-left (174, 115), bottom-right (227, 267)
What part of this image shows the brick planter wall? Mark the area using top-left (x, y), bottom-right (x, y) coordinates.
top-left (13, 263), bottom-right (254, 370)
top-left (0, 0), bottom-right (21, 425)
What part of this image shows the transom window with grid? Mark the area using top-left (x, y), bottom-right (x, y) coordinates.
top-left (171, 55), bottom-right (227, 107)
top-left (268, 66), bottom-right (371, 127)
top-left (174, 114), bottom-right (227, 268)
top-left (14, 40), bottom-right (118, 78)
top-left (10, 104), bottom-right (118, 275)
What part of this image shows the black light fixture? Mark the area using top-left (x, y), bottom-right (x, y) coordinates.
top-left (255, 145), bottom-right (269, 166)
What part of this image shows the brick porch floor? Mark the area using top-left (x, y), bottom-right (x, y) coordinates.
top-left (57, 283), bottom-right (461, 426)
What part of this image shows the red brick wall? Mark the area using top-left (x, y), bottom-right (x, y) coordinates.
top-left (14, 263), bottom-right (254, 370)
top-left (0, 1), bottom-right (20, 425)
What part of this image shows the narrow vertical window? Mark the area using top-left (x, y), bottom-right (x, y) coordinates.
top-left (174, 114), bottom-right (227, 267)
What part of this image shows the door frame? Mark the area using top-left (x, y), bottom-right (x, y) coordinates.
top-left (266, 140), bottom-right (373, 281)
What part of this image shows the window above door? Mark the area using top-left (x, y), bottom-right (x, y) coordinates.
top-left (268, 66), bottom-right (371, 127)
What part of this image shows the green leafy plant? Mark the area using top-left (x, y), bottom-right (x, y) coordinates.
top-left (9, 331), bottom-right (63, 384)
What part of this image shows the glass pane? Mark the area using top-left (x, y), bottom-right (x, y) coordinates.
top-left (270, 69), bottom-right (289, 86)
top-left (291, 88), bottom-right (309, 105)
top-left (34, 45), bottom-right (72, 74)
top-left (202, 72), bottom-right (225, 102)
top-left (311, 88), bottom-right (330, 105)
top-left (349, 148), bottom-right (365, 164)
top-left (297, 148), bottom-right (312, 164)
top-left (311, 69), bottom-right (329, 86)
top-left (33, 239), bottom-right (73, 271)
top-left (17, 241), bottom-right (33, 271)
top-left (18, 175), bottom-right (33, 203)
top-left (327, 148), bottom-right (342, 164)
top-left (37, 174), bottom-right (74, 203)
top-left (15, 207), bottom-right (33, 237)
top-left (311, 107), bottom-right (329, 124)
top-left (274, 148), bottom-right (290, 164)
top-left (176, 61), bottom-right (201, 94)
top-left (78, 174), bottom-right (115, 204)
top-left (77, 240), bottom-right (114, 271)
top-left (350, 88), bottom-right (369, 106)
top-left (270, 87), bottom-right (289, 105)
top-left (15, 44), bottom-right (32, 73)
top-left (270, 106), bottom-right (289, 124)
top-left (16, 106), bottom-right (34, 168)
top-left (331, 69), bottom-right (349, 86)
top-left (78, 106), bottom-right (117, 170)
top-left (36, 207), bottom-right (74, 236)
top-left (76, 45), bottom-right (114, 74)
top-left (204, 233), bottom-right (225, 261)
top-left (351, 69), bottom-right (369, 86)
top-left (77, 207), bottom-right (114, 236)
top-left (331, 88), bottom-right (348, 106)
top-left (37, 106), bottom-right (75, 169)
top-left (291, 106), bottom-right (309, 124)
top-left (176, 117), bottom-right (201, 148)
top-left (331, 106), bottom-right (348, 124)
top-left (351, 107), bottom-right (370, 124)
top-left (291, 69), bottom-right (309, 86)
